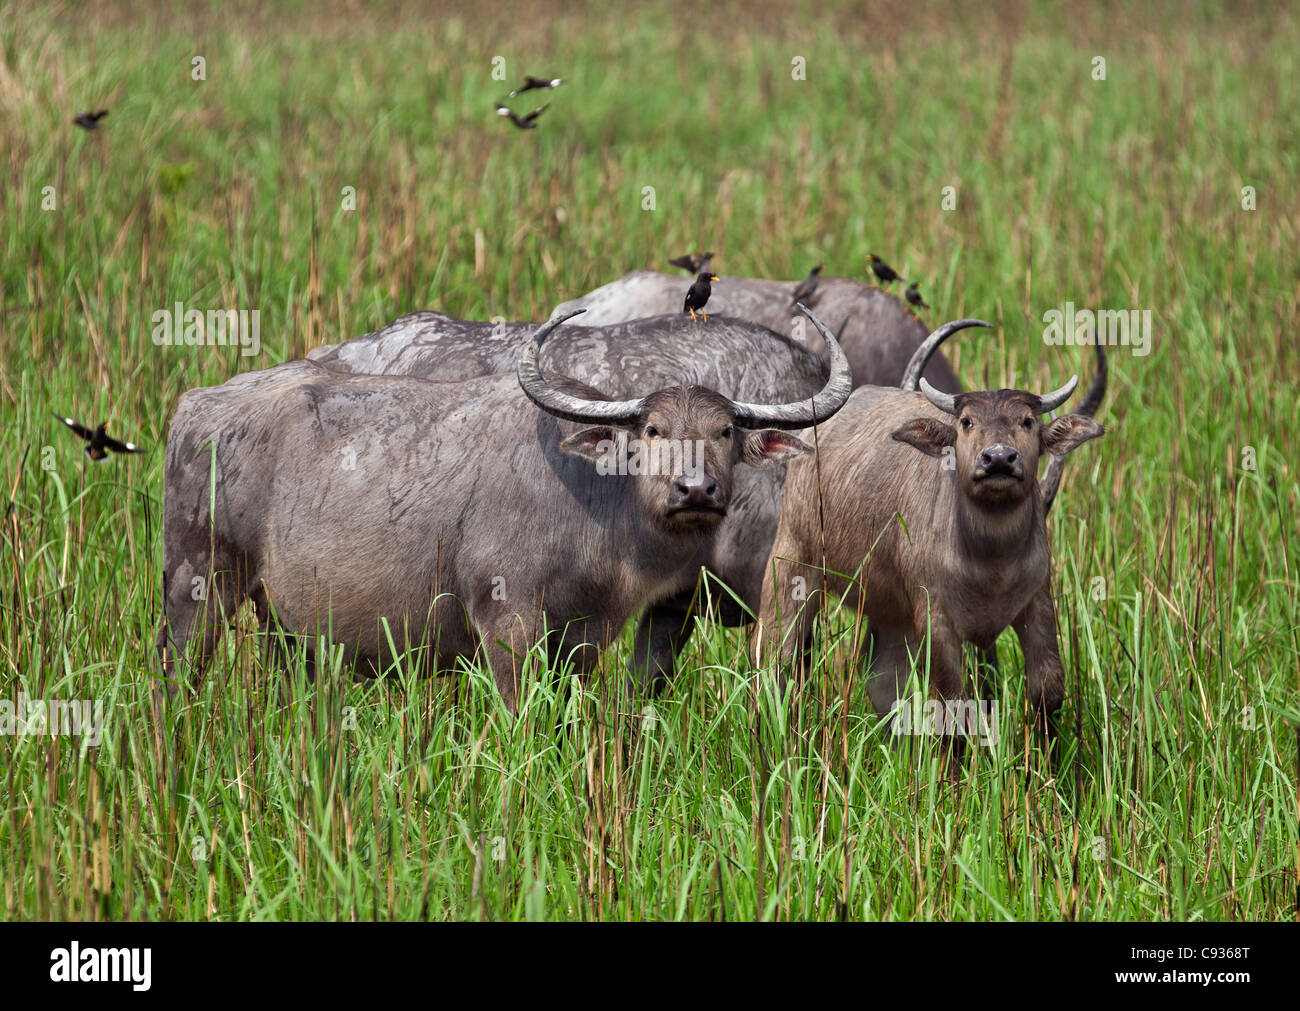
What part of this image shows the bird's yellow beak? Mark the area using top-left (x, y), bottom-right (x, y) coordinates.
top-left (709, 275), bottom-right (719, 282)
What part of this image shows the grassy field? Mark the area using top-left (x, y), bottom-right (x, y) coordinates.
top-left (0, 0), bottom-right (1297, 921)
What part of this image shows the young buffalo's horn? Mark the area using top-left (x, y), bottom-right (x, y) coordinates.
top-left (919, 377), bottom-right (959, 415)
top-left (1036, 375), bottom-right (1079, 413)
top-left (900, 318), bottom-right (992, 392)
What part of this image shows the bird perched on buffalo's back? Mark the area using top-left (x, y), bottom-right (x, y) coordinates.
top-left (866, 253), bottom-right (904, 288)
top-left (508, 76), bottom-right (564, 98)
top-left (683, 271), bottom-right (718, 322)
top-left (905, 282), bottom-right (930, 317)
top-left (54, 414), bottom-right (144, 461)
top-left (74, 109), bottom-right (109, 130)
top-left (790, 262), bottom-right (823, 307)
top-left (669, 251), bottom-right (713, 274)
top-left (496, 103), bottom-right (549, 130)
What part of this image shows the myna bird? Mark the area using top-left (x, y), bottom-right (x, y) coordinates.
top-left (74, 109), bottom-right (109, 131)
top-left (496, 103), bottom-right (549, 130)
top-left (866, 253), bottom-right (904, 287)
top-left (683, 271), bottom-right (718, 322)
top-left (668, 251), bottom-right (713, 274)
top-left (507, 76), bottom-right (564, 98)
top-left (54, 414), bottom-right (144, 461)
top-left (790, 262), bottom-right (823, 307)
top-left (905, 282), bottom-right (930, 316)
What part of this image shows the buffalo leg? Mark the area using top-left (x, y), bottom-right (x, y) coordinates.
top-left (249, 583), bottom-right (319, 683)
top-left (478, 613), bottom-right (601, 716)
top-left (629, 602), bottom-right (694, 696)
top-left (1012, 585), bottom-right (1065, 738)
top-left (753, 496), bottom-right (826, 692)
top-left (911, 608), bottom-right (969, 779)
top-left (975, 644), bottom-right (1000, 700)
top-left (476, 609), bottom-right (540, 715)
top-left (156, 563), bottom-right (246, 697)
top-left (753, 557), bottom-right (822, 693)
top-left (861, 627), bottom-right (921, 717)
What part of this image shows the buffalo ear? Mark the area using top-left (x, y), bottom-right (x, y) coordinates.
top-left (891, 418), bottom-right (956, 458)
top-left (559, 426), bottom-right (621, 464)
top-left (741, 430), bottom-right (810, 468)
top-left (1041, 414), bottom-right (1104, 456)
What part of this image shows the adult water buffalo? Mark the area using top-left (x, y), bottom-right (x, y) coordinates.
top-left (307, 311), bottom-right (838, 690)
top-left (157, 307), bottom-right (852, 709)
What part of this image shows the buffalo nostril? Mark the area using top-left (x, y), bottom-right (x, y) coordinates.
top-left (979, 445), bottom-right (1019, 471)
top-left (673, 473), bottom-right (721, 506)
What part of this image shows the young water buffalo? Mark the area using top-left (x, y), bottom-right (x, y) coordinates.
top-left (753, 372), bottom-right (1104, 732)
top-left (158, 307), bottom-right (852, 710)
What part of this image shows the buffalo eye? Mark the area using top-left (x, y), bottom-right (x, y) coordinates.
top-left (1021, 418), bottom-right (1034, 430)
top-left (719, 425), bottom-right (734, 440)
top-left (960, 417), bottom-right (973, 431)
top-left (645, 425), bottom-right (660, 439)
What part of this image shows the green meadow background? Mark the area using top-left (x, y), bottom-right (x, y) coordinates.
top-left (0, 0), bottom-right (1297, 920)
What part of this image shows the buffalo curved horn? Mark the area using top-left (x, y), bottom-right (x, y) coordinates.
top-left (1042, 345), bottom-right (1107, 513)
top-left (517, 308), bottom-right (646, 425)
top-left (900, 319), bottom-right (993, 391)
top-left (728, 303), bottom-right (853, 431)
top-left (1036, 375), bottom-right (1079, 413)
top-left (918, 377), bottom-right (959, 415)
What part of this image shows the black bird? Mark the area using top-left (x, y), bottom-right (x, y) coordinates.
top-left (74, 109), bottom-right (109, 130)
top-left (54, 414), bottom-right (143, 461)
top-left (668, 251), bottom-right (713, 274)
top-left (683, 271), bottom-right (718, 322)
top-left (507, 76), bottom-right (564, 98)
top-left (866, 253), bottom-right (904, 287)
top-left (790, 262), bottom-right (823, 307)
top-left (496, 103), bottom-right (549, 130)
top-left (905, 282), bottom-right (930, 316)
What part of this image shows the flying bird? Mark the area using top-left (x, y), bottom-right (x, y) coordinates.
top-left (866, 253), bottom-right (904, 287)
top-left (683, 271), bottom-right (718, 322)
top-left (790, 263), bottom-right (823, 307)
top-left (496, 103), bottom-right (549, 130)
top-left (905, 282), bottom-right (930, 315)
top-left (74, 109), bottom-right (109, 131)
top-left (668, 251), bottom-right (713, 274)
top-left (508, 76), bottom-right (564, 98)
top-left (54, 414), bottom-right (144, 461)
